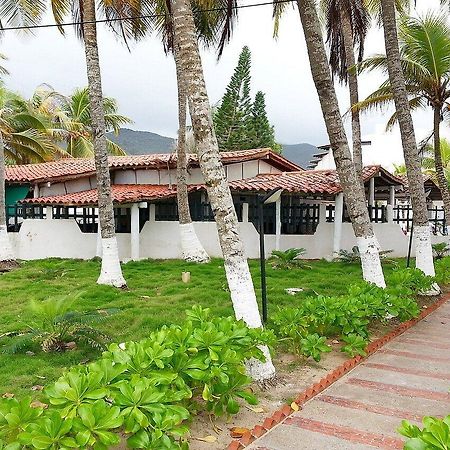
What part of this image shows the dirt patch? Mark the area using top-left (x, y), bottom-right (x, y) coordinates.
top-left (0, 260), bottom-right (20, 273)
top-left (188, 349), bottom-right (347, 450)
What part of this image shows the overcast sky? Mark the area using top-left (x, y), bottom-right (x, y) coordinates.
top-left (0, 0), bottom-right (447, 167)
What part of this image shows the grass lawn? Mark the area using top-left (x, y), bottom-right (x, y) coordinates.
top-left (0, 257), bottom-right (406, 397)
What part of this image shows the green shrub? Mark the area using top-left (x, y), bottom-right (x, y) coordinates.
top-left (398, 415), bottom-right (450, 450)
top-left (269, 248), bottom-right (310, 270)
top-left (432, 242), bottom-right (450, 259)
top-left (0, 306), bottom-right (271, 449)
top-left (0, 296), bottom-right (118, 354)
top-left (435, 257), bottom-right (450, 285)
top-left (270, 269), bottom-right (426, 362)
top-left (334, 246), bottom-right (394, 263)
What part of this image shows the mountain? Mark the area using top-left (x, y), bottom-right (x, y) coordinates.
top-left (107, 129), bottom-right (319, 169)
top-left (106, 128), bottom-right (176, 154)
top-left (281, 143), bottom-right (319, 168)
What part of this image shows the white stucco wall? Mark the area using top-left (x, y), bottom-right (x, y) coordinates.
top-left (9, 218), bottom-right (450, 262)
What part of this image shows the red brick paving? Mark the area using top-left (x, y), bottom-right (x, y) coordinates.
top-left (284, 417), bottom-right (404, 449)
top-left (378, 348), bottom-right (450, 363)
top-left (316, 395), bottom-right (424, 422)
top-left (396, 337), bottom-right (450, 350)
top-left (239, 297), bottom-right (450, 450)
top-left (362, 362), bottom-right (450, 381)
top-left (346, 378), bottom-right (450, 402)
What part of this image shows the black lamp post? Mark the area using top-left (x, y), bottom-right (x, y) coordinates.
top-left (258, 188), bottom-right (283, 324)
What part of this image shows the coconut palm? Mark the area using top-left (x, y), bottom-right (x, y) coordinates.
top-left (273, 0), bottom-right (386, 287)
top-left (35, 0), bottom-right (145, 288)
top-left (424, 138), bottom-right (450, 188)
top-left (171, 0), bottom-right (276, 381)
top-left (356, 13), bottom-right (450, 224)
top-left (0, 85), bottom-right (65, 262)
top-left (374, 0), bottom-right (437, 286)
top-left (31, 85), bottom-right (131, 158)
top-left (152, 0), bottom-right (239, 263)
top-left (319, 0), bottom-right (369, 178)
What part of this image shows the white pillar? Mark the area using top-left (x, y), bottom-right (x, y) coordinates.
top-left (333, 193), bottom-right (344, 256)
top-left (275, 198), bottom-right (281, 250)
top-left (387, 186), bottom-right (395, 224)
top-left (369, 178), bottom-right (375, 207)
top-left (149, 204), bottom-right (156, 222)
top-left (46, 206), bottom-right (53, 220)
top-left (242, 203), bottom-right (249, 223)
top-left (33, 184), bottom-right (40, 199)
top-left (319, 203), bottom-right (327, 225)
top-left (130, 203), bottom-right (140, 261)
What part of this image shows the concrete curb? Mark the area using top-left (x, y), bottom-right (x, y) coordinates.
top-left (227, 293), bottom-right (450, 450)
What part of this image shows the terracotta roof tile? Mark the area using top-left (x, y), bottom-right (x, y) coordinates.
top-left (228, 165), bottom-right (400, 195)
top-left (6, 148), bottom-right (301, 184)
top-left (22, 166), bottom-right (403, 206)
top-left (22, 185), bottom-right (179, 206)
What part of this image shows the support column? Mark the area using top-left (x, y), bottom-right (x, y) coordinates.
top-left (130, 203), bottom-right (140, 261)
top-left (46, 206), bottom-right (53, 220)
top-left (149, 203), bottom-right (156, 222)
top-left (333, 193), bottom-right (344, 256)
top-left (387, 185), bottom-right (395, 223)
top-left (369, 178), bottom-right (375, 206)
top-left (242, 203), bottom-right (249, 223)
top-left (275, 198), bottom-right (281, 250)
top-left (319, 203), bottom-right (327, 225)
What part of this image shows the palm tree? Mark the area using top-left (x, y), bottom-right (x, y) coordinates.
top-left (173, 50), bottom-right (210, 262)
top-left (356, 13), bottom-right (450, 224)
top-left (424, 138), bottom-right (450, 188)
top-left (31, 85), bottom-right (131, 158)
top-left (0, 85), bottom-right (64, 263)
top-left (153, 0), bottom-right (239, 263)
top-left (320, 0), bottom-right (369, 178)
top-left (377, 0), bottom-right (437, 286)
top-left (79, 0), bottom-right (126, 287)
top-left (274, 0), bottom-right (386, 287)
top-left (171, 0), bottom-right (276, 381)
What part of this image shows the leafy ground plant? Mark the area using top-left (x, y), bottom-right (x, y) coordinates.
top-left (0, 306), bottom-right (271, 449)
top-left (432, 242), bottom-right (450, 260)
top-left (269, 248), bottom-right (311, 270)
top-left (271, 268), bottom-right (430, 362)
top-left (334, 246), bottom-right (394, 264)
top-left (398, 415), bottom-right (450, 450)
top-left (0, 296), bottom-right (117, 354)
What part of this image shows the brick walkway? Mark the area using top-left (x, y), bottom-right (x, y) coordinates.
top-left (246, 300), bottom-right (450, 450)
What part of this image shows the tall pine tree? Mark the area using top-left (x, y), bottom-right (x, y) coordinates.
top-left (214, 46), bottom-right (254, 150)
top-left (214, 47), bottom-right (281, 152)
top-left (251, 91), bottom-right (281, 152)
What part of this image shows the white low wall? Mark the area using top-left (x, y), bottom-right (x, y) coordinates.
top-left (9, 219), bottom-right (450, 261)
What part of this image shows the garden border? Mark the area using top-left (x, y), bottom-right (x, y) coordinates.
top-left (226, 293), bottom-right (450, 450)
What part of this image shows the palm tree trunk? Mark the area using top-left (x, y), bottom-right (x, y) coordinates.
top-left (380, 0), bottom-right (437, 286)
top-left (433, 106), bottom-right (450, 223)
top-left (174, 49), bottom-right (209, 263)
top-left (82, 0), bottom-right (126, 288)
top-left (297, 0), bottom-right (385, 287)
top-left (340, 9), bottom-right (363, 178)
top-left (171, 0), bottom-right (275, 381)
top-left (0, 132), bottom-right (14, 262)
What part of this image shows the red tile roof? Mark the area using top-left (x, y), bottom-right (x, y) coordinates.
top-left (22, 185), bottom-right (179, 206)
top-left (6, 148), bottom-right (301, 184)
top-left (228, 165), bottom-right (402, 195)
top-left (23, 166), bottom-right (403, 206)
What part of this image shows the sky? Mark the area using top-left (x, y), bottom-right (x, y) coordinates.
top-left (0, 0), bottom-right (447, 168)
